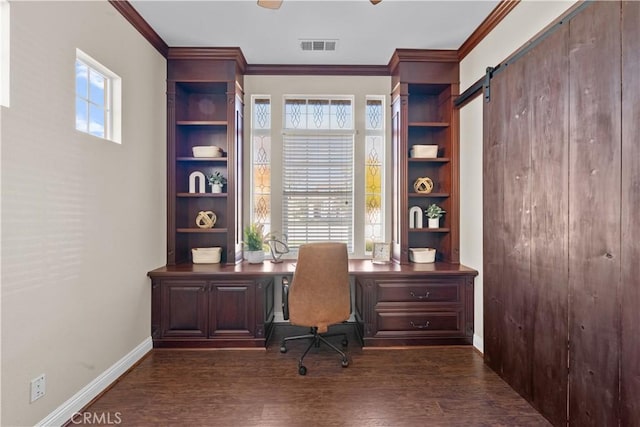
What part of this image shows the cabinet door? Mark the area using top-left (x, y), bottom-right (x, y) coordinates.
top-left (209, 280), bottom-right (256, 338)
top-left (160, 280), bottom-right (208, 338)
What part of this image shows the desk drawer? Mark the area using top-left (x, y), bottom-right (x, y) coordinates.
top-left (376, 280), bottom-right (460, 303)
top-left (376, 311), bottom-right (461, 333)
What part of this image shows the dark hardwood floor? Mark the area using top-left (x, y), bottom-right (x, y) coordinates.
top-left (74, 325), bottom-right (551, 426)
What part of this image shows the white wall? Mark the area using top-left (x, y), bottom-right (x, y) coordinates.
top-left (458, 0), bottom-right (578, 353)
top-left (1, 2), bottom-right (166, 426)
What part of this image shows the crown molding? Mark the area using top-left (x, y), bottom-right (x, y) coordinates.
top-left (167, 47), bottom-right (248, 73)
top-left (109, 0), bottom-right (168, 57)
top-left (457, 0), bottom-right (521, 60)
top-left (245, 64), bottom-right (389, 76)
top-left (388, 49), bottom-right (458, 75)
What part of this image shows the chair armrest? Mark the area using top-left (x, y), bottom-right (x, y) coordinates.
top-left (282, 276), bottom-right (290, 320)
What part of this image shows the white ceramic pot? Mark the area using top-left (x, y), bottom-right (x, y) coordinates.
top-left (211, 183), bottom-right (223, 193)
top-left (428, 217), bottom-right (440, 229)
top-left (245, 250), bottom-right (264, 264)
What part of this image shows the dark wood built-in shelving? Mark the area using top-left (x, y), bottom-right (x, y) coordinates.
top-left (148, 47), bottom-right (476, 350)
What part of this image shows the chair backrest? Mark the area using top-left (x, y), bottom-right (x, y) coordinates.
top-left (289, 242), bottom-right (350, 333)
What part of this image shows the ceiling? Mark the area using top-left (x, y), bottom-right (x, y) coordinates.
top-left (128, 0), bottom-right (501, 65)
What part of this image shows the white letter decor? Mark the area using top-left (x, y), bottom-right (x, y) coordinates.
top-left (189, 171), bottom-right (206, 194)
top-left (409, 206), bottom-right (423, 229)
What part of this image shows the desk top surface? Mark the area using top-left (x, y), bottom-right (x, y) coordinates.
top-left (148, 260), bottom-right (478, 278)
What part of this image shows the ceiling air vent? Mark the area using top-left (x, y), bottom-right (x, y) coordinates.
top-left (300, 39), bottom-right (338, 52)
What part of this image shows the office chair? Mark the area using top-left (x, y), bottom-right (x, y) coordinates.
top-left (280, 242), bottom-right (351, 375)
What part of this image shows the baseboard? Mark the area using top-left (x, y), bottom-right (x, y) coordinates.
top-left (36, 336), bottom-right (153, 427)
top-left (473, 333), bottom-right (484, 354)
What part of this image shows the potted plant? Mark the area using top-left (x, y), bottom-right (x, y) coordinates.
top-left (207, 171), bottom-right (227, 194)
top-left (425, 203), bottom-right (446, 229)
top-left (243, 223), bottom-right (266, 264)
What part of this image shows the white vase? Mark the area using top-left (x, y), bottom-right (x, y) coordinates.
top-left (245, 250), bottom-right (264, 264)
top-left (211, 183), bottom-right (222, 193)
top-left (428, 217), bottom-right (440, 229)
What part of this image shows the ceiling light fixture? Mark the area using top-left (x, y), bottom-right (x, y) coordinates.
top-left (257, 0), bottom-right (283, 9)
top-left (258, 0), bottom-right (381, 10)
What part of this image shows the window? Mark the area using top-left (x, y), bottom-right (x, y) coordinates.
top-left (364, 97), bottom-right (385, 253)
top-left (282, 97), bottom-right (354, 252)
top-left (75, 49), bottom-right (121, 143)
top-left (251, 96), bottom-right (272, 235)
top-left (0, 0), bottom-right (9, 108)
top-left (250, 94), bottom-right (385, 257)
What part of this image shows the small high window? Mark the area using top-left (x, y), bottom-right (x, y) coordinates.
top-left (0, 0), bottom-right (9, 108)
top-left (75, 49), bottom-right (121, 143)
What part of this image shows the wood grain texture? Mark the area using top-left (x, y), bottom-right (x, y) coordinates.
top-left (568, 2), bottom-right (621, 425)
top-left (483, 10), bottom-right (572, 427)
top-left (526, 26), bottom-right (569, 427)
top-left (482, 61), bottom-right (507, 378)
top-left (500, 46), bottom-right (533, 401)
top-left (70, 325), bottom-right (551, 427)
top-left (621, 1), bottom-right (640, 424)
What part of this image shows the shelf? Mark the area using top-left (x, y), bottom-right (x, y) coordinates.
top-left (409, 228), bottom-right (451, 233)
top-left (177, 193), bottom-right (228, 198)
top-left (408, 121), bottom-right (450, 128)
top-left (409, 157), bottom-right (450, 163)
top-left (408, 193), bottom-right (450, 198)
top-left (177, 228), bottom-right (228, 233)
top-left (176, 157), bottom-right (228, 162)
top-left (176, 120), bottom-right (227, 126)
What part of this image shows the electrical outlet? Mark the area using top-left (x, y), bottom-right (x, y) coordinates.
top-left (30, 374), bottom-right (46, 403)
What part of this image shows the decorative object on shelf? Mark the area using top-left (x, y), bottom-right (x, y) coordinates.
top-left (192, 146), bottom-right (223, 158)
top-left (410, 144), bottom-right (438, 158)
top-left (413, 176), bottom-right (434, 194)
top-left (372, 242), bottom-right (391, 264)
top-left (195, 210), bottom-right (217, 229)
top-left (243, 223), bottom-right (266, 264)
top-left (207, 171), bottom-right (227, 194)
top-left (409, 247), bottom-right (436, 263)
top-left (265, 232), bottom-right (289, 263)
top-left (425, 203), bottom-right (446, 229)
top-left (409, 206), bottom-right (423, 229)
top-left (189, 171), bottom-right (206, 194)
top-left (191, 247), bottom-right (222, 264)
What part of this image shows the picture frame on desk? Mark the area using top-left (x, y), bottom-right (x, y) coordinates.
top-left (371, 242), bottom-right (391, 264)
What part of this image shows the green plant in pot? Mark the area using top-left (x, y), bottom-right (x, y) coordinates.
top-left (425, 203), bottom-right (446, 229)
top-left (243, 223), bottom-right (266, 264)
top-left (207, 171), bottom-right (227, 194)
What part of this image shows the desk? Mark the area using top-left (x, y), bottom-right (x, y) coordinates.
top-left (148, 261), bottom-right (477, 348)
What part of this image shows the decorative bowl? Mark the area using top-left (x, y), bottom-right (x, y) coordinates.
top-left (192, 146), bottom-right (222, 158)
top-left (409, 247), bottom-right (436, 263)
top-left (410, 145), bottom-right (438, 158)
top-left (192, 247), bottom-right (222, 264)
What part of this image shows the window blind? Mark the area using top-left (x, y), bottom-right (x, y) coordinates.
top-left (282, 133), bottom-right (354, 251)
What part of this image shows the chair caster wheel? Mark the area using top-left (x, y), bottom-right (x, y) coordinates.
top-left (280, 346), bottom-right (287, 353)
top-left (341, 339), bottom-right (348, 347)
top-left (341, 359), bottom-right (349, 367)
top-left (298, 365), bottom-right (307, 375)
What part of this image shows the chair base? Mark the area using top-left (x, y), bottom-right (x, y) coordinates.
top-left (280, 327), bottom-right (349, 375)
